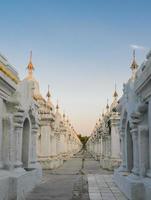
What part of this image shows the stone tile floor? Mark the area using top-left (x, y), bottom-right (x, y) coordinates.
top-left (27, 151), bottom-right (127, 200)
top-left (88, 174), bottom-right (127, 200)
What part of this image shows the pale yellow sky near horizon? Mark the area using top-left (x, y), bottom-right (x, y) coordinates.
top-left (0, 0), bottom-right (149, 136)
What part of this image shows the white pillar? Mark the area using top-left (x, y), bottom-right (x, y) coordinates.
top-left (118, 129), bottom-right (127, 172)
top-left (131, 128), bottom-right (139, 175)
top-left (139, 125), bottom-right (149, 177)
top-left (30, 128), bottom-right (38, 165)
top-left (51, 135), bottom-right (57, 156)
top-left (3, 115), bottom-right (14, 170)
top-left (111, 116), bottom-right (120, 159)
top-left (14, 125), bottom-right (22, 168)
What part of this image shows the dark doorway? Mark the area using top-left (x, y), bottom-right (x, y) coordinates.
top-left (22, 118), bottom-right (30, 168)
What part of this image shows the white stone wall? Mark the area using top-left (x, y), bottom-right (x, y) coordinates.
top-left (114, 50), bottom-right (151, 200)
top-left (28, 72), bottom-right (82, 169)
top-left (0, 54), bottom-right (42, 200)
top-left (87, 93), bottom-right (121, 170)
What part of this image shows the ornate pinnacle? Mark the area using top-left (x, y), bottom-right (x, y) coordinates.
top-left (56, 99), bottom-right (59, 110)
top-left (131, 49), bottom-right (138, 70)
top-left (46, 85), bottom-right (51, 99)
top-left (27, 51), bottom-right (34, 77)
top-left (113, 83), bottom-right (118, 98)
top-left (106, 99), bottom-right (109, 110)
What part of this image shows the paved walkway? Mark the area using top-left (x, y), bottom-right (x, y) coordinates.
top-left (26, 151), bottom-right (127, 200)
top-left (26, 151), bottom-right (89, 200)
top-left (88, 174), bottom-right (127, 200)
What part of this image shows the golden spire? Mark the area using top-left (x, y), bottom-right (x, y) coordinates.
top-left (113, 83), bottom-right (118, 99)
top-left (63, 111), bottom-right (66, 119)
top-left (106, 99), bottom-right (109, 111)
top-left (27, 51), bottom-right (34, 77)
top-left (102, 109), bottom-right (104, 117)
top-left (66, 116), bottom-right (69, 123)
top-left (131, 50), bottom-right (138, 70)
top-left (46, 85), bottom-right (51, 99)
top-left (56, 99), bottom-right (59, 110)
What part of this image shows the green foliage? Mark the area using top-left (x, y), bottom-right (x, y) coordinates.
top-left (77, 134), bottom-right (90, 149)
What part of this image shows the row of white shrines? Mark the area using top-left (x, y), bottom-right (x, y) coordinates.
top-left (86, 49), bottom-right (151, 200)
top-left (0, 53), bottom-right (82, 199)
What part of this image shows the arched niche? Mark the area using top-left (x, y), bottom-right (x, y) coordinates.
top-left (22, 118), bottom-right (30, 169)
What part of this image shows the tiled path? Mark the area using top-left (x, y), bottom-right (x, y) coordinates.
top-left (88, 174), bottom-right (127, 200)
top-left (27, 151), bottom-right (127, 200)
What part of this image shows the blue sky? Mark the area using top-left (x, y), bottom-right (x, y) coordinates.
top-left (0, 0), bottom-right (150, 135)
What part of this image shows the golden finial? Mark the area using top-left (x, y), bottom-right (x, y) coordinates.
top-left (63, 111), bottom-right (66, 119)
top-left (113, 83), bottom-right (118, 98)
top-left (46, 85), bottom-right (51, 99)
top-left (66, 116), bottom-right (69, 123)
top-left (131, 49), bottom-right (138, 70)
top-left (56, 99), bottom-right (59, 110)
top-left (30, 51), bottom-right (32, 62)
top-left (106, 99), bottom-right (109, 110)
top-left (27, 51), bottom-right (34, 77)
top-left (102, 109), bottom-right (104, 117)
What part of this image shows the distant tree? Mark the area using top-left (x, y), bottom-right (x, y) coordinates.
top-left (77, 134), bottom-right (90, 149)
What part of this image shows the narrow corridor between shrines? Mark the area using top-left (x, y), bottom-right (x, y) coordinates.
top-left (26, 151), bottom-right (127, 200)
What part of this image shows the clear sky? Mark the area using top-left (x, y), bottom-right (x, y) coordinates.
top-left (0, 0), bottom-right (151, 135)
